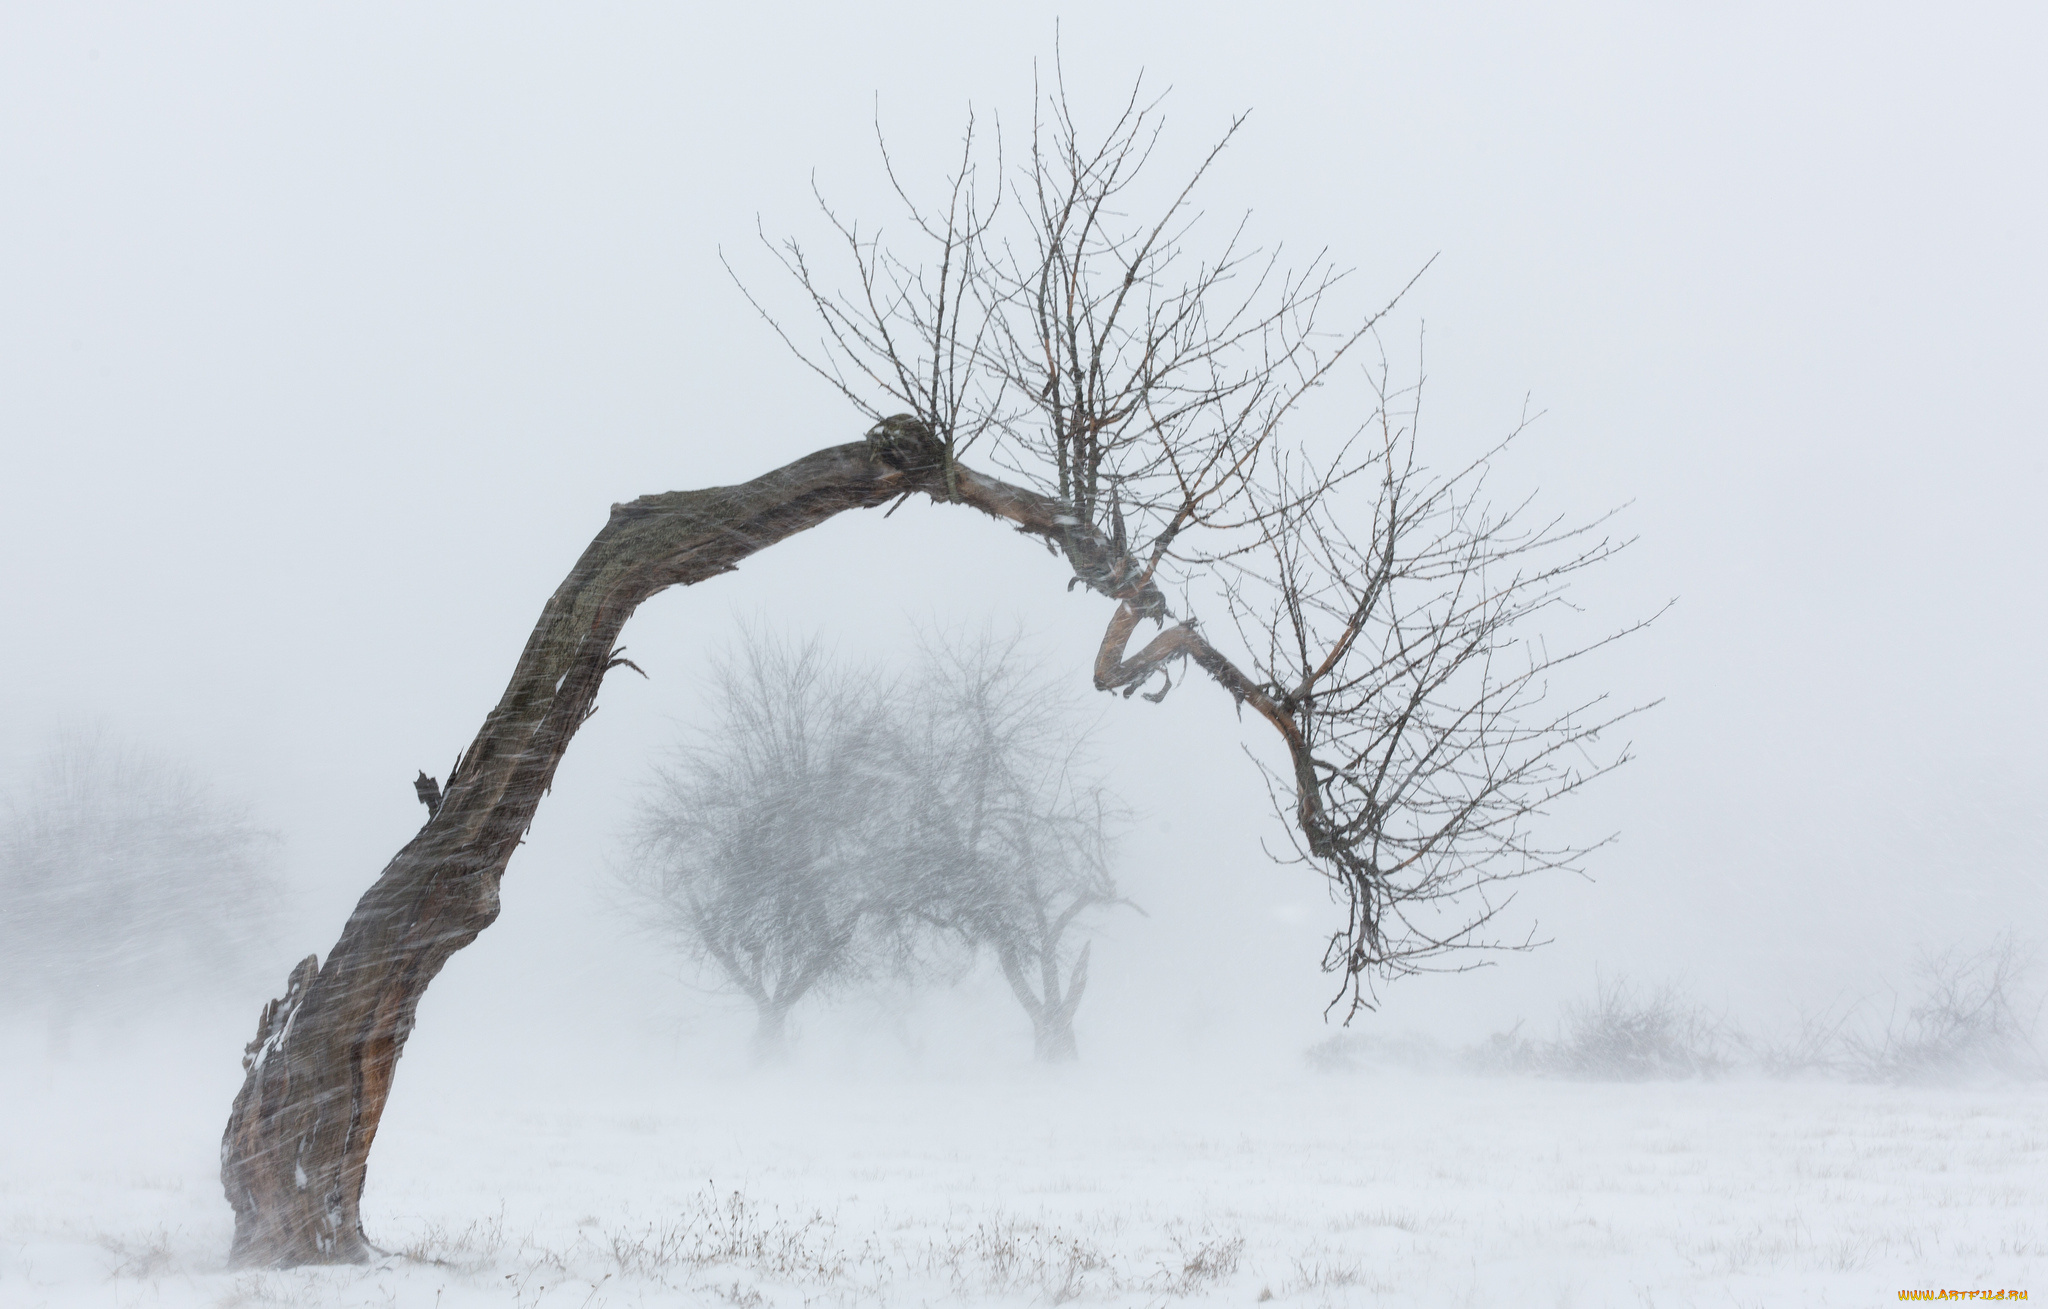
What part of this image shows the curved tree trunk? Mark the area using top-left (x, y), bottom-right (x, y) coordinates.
top-left (220, 431), bottom-right (943, 1267)
top-left (220, 416), bottom-right (1291, 1266)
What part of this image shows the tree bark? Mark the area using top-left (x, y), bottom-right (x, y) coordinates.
top-left (220, 429), bottom-right (945, 1267)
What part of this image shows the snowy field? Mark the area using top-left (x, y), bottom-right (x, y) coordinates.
top-left (5, 1035), bottom-right (2042, 1309)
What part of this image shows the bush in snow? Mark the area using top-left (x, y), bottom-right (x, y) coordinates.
top-left (1456, 977), bottom-right (1738, 1080)
top-left (1313, 942), bottom-right (2045, 1084)
top-left (1843, 935), bottom-right (2043, 1083)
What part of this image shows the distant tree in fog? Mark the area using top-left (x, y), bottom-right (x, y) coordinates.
top-left (625, 631), bottom-right (1134, 1063)
top-left (619, 635), bottom-right (906, 1059)
top-left (897, 634), bottom-right (1133, 1062)
top-left (0, 732), bottom-right (281, 1047)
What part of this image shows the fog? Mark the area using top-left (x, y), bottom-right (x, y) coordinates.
top-left (2, 3), bottom-right (2043, 1301)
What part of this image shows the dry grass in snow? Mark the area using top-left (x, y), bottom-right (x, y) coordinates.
top-left (3, 1039), bottom-right (2042, 1307)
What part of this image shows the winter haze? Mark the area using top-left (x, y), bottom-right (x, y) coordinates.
top-left (2, 4), bottom-right (2042, 1305)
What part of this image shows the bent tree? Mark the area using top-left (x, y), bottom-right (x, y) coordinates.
top-left (221, 83), bottom-right (1649, 1267)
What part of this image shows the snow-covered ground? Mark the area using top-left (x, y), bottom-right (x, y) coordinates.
top-left (5, 1029), bottom-right (2042, 1309)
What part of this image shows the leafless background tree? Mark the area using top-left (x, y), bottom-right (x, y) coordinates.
top-left (0, 731), bottom-right (281, 1050)
top-left (893, 632), bottom-right (1133, 1062)
top-left (624, 630), bottom-right (1134, 1064)
top-left (619, 634), bottom-right (903, 1060)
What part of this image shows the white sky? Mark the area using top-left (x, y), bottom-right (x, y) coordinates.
top-left (2, 3), bottom-right (2042, 1067)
